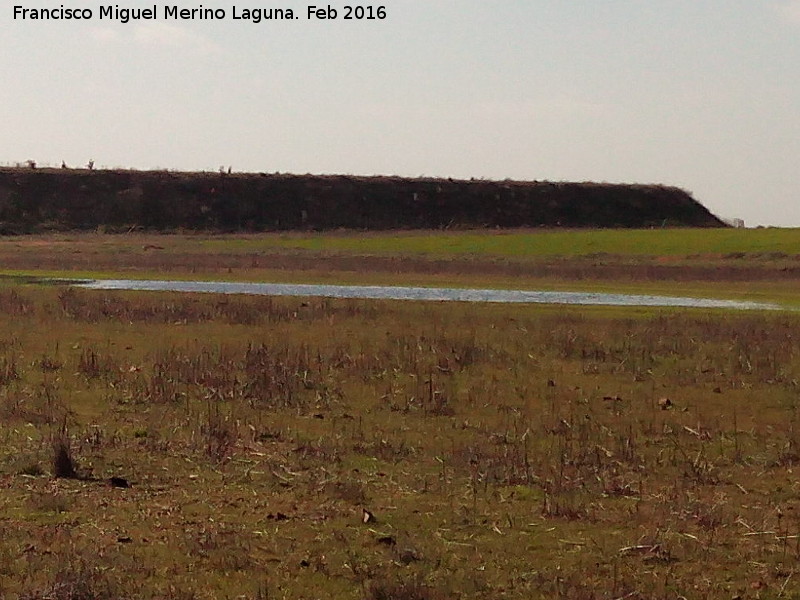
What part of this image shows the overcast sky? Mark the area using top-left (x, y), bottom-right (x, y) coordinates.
top-left (2, 1), bottom-right (799, 226)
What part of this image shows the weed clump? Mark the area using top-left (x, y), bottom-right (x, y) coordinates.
top-left (51, 427), bottom-right (78, 479)
top-left (20, 556), bottom-right (117, 600)
top-left (366, 576), bottom-right (448, 600)
top-left (17, 462), bottom-right (44, 477)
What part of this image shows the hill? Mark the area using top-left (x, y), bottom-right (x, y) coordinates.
top-left (0, 167), bottom-right (725, 232)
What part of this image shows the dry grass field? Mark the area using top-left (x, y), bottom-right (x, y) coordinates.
top-left (1, 229), bottom-right (799, 598)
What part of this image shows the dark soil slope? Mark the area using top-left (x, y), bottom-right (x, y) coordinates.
top-left (0, 168), bottom-right (725, 232)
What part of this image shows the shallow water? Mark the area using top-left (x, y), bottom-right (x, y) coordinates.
top-left (73, 279), bottom-right (781, 311)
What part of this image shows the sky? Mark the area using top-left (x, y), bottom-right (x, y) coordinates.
top-left (2, 1), bottom-right (799, 226)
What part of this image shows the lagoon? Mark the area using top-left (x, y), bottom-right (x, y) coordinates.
top-left (73, 278), bottom-right (781, 311)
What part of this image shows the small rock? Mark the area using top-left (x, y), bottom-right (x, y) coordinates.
top-left (110, 477), bottom-right (130, 488)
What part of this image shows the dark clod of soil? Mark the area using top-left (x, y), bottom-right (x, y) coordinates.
top-left (398, 548), bottom-right (421, 565)
top-left (362, 508), bottom-right (376, 524)
top-left (52, 441), bottom-right (78, 479)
